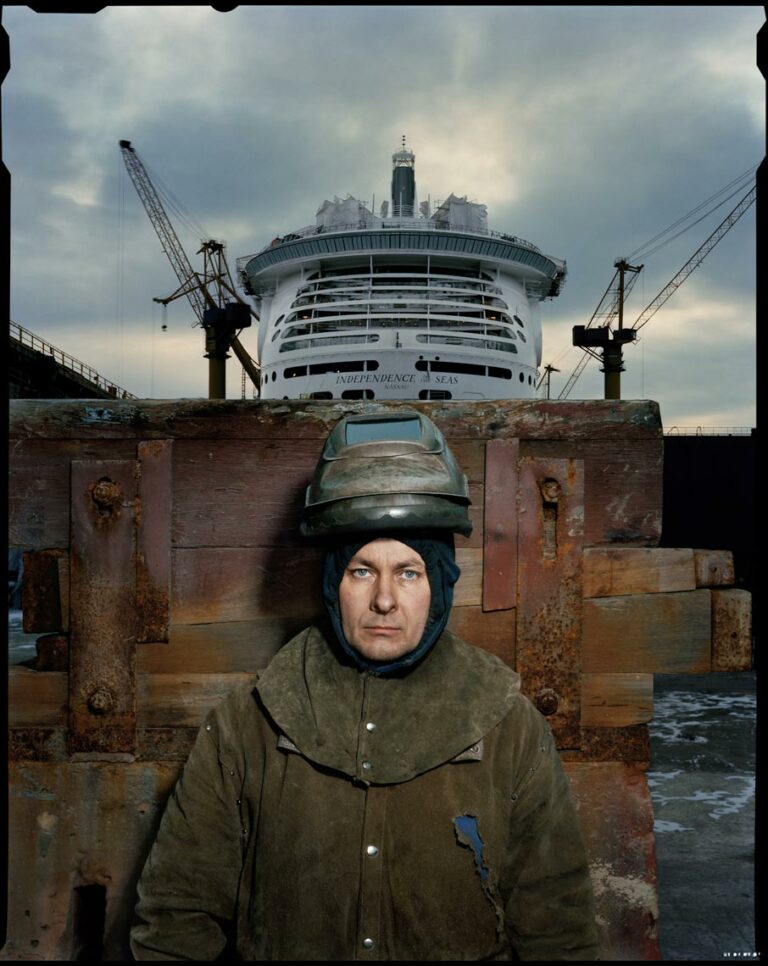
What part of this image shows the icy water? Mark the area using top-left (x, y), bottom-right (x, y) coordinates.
top-left (648, 673), bottom-right (757, 961)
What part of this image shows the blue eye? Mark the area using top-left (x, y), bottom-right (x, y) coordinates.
top-left (351, 567), bottom-right (370, 578)
top-left (401, 570), bottom-right (419, 580)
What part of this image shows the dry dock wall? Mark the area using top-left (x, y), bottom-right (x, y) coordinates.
top-left (5, 398), bottom-right (752, 961)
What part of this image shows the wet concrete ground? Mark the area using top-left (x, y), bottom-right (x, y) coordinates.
top-left (649, 671), bottom-right (758, 961)
top-left (6, 614), bottom-right (759, 960)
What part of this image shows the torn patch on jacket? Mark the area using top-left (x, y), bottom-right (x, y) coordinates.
top-left (449, 739), bottom-right (484, 764)
top-left (276, 733), bottom-right (302, 755)
top-left (453, 814), bottom-right (505, 939)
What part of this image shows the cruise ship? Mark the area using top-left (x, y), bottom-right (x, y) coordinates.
top-left (237, 144), bottom-right (566, 401)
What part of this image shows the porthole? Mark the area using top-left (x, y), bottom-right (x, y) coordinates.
top-left (519, 372), bottom-right (525, 383)
top-left (271, 371), bottom-right (276, 382)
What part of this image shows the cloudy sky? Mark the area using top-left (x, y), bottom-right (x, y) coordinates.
top-left (3, 6), bottom-right (762, 428)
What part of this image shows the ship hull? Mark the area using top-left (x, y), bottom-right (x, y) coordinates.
top-left (239, 223), bottom-right (565, 402)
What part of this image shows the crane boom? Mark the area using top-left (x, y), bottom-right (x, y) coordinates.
top-left (119, 140), bottom-right (207, 325)
top-left (632, 185), bottom-right (756, 332)
top-left (119, 139), bottom-right (261, 397)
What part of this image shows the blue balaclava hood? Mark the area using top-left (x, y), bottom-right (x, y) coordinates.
top-left (322, 531), bottom-right (461, 676)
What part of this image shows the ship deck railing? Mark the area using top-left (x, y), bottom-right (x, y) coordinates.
top-left (244, 218), bottom-right (544, 260)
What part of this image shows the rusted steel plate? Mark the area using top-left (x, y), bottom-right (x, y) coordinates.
top-left (9, 398), bottom-right (663, 442)
top-left (21, 549), bottom-right (67, 633)
top-left (565, 761), bottom-right (660, 960)
top-left (482, 438), bottom-right (519, 612)
top-left (572, 725), bottom-right (651, 763)
top-left (138, 727), bottom-right (198, 761)
top-left (137, 440), bottom-right (173, 643)
top-left (9, 438), bottom-right (139, 549)
top-left (693, 549), bottom-right (735, 587)
top-left (582, 590), bottom-right (711, 674)
top-left (8, 728), bottom-right (68, 762)
top-left (34, 634), bottom-right (69, 672)
top-left (711, 588), bottom-right (752, 671)
top-left (69, 459), bottom-right (139, 756)
top-left (523, 437), bottom-right (663, 546)
top-left (516, 457), bottom-right (584, 750)
top-left (4, 761), bottom-right (181, 961)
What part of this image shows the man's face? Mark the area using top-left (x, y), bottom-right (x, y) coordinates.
top-left (339, 538), bottom-right (432, 662)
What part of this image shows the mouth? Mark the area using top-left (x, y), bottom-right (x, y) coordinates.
top-left (364, 625), bottom-right (402, 636)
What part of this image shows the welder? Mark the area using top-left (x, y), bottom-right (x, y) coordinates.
top-left (131, 410), bottom-right (598, 961)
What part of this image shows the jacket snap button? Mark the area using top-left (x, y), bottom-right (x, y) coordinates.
top-left (366, 845), bottom-right (379, 857)
top-left (362, 938), bottom-right (375, 950)
top-left (366, 722), bottom-right (376, 732)
top-left (362, 760), bottom-right (373, 771)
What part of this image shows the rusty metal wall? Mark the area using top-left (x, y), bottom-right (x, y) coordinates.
top-left (5, 398), bottom-right (749, 961)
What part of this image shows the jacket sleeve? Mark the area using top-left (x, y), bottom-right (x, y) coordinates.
top-left (502, 702), bottom-right (599, 961)
top-left (130, 706), bottom-right (245, 961)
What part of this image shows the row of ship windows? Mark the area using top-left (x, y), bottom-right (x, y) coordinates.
top-left (267, 358), bottom-right (535, 383)
top-left (292, 291), bottom-right (510, 308)
top-left (306, 264), bottom-right (496, 281)
top-left (278, 333), bottom-right (520, 354)
top-left (277, 309), bottom-right (527, 332)
top-left (297, 278), bottom-right (504, 297)
top-left (276, 320), bottom-right (525, 342)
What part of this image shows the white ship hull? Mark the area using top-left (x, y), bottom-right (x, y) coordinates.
top-left (238, 150), bottom-right (565, 402)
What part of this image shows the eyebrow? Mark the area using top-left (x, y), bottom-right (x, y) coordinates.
top-left (348, 556), bottom-right (425, 570)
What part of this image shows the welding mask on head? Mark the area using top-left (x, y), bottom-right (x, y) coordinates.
top-left (300, 410), bottom-right (472, 539)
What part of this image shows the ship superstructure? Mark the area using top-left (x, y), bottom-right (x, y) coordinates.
top-left (238, 144), bottom-right (566, 401)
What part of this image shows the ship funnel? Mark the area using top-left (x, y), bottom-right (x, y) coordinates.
top-left (391, 136), bottom-right (416, 217)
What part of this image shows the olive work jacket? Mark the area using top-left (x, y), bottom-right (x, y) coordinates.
top-left (130, 626), bottom-right (599, 961)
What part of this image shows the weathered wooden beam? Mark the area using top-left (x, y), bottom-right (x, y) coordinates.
top-left (9, 667), bottom-right (68, 727)
top-left (170, 545), bottom-right (483, 624)
top-left (516, 457), bottom-right (584, 749)
top-left (482, 438), bottom-right (518, 612)
top-left (68, 459), bottom-right (139, 757)
top-left (582, 548), bottom-right (696, 598)
top-left (583, 590), bottom-right (711, 673)
top-left (138, 618), bottom-right (308, 673)
top-left (449, 606), bottom-right (516, 667)
top-left (138, 673), bottom-right (255, 727)
top-left (8, 397), bottom-right (663, 442)
top-left (711, 589), bottom-right (752, 671)
top-left (581, 673), bottom-right (654, 727)
top-left (693, 549), bottom-right (736, 587)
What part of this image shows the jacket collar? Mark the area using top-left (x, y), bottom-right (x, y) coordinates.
top-left (256, 624), bottom-right (521, 784)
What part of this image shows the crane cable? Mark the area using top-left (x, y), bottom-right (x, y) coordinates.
top-left (542, 164), bottom-right (757, 395)
top-left (625, 165), bottom-right (756, 262)
top-left (141, 156), bottom-right (211, 243)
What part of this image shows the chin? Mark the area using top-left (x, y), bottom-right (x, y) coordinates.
top-left (351, 635), bottom-right (417, 663)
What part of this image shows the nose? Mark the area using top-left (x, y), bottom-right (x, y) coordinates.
top-left (371, 573), bottom-right (397, 614)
